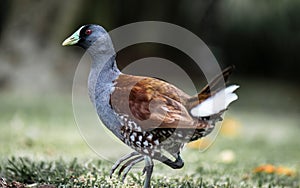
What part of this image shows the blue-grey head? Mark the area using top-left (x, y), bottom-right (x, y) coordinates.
top-left (62, 24), bottom-right (111, 50)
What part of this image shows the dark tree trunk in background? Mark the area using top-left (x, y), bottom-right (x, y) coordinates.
top-left (0, 0), bottom-right (83, 94)
top-left (0, 0), bottom-right (299, 94)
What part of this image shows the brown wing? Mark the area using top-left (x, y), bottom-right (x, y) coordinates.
top-left (186, 66), bottom-right (234, 111)
top-left (110, 74), bottom-right (208, 130)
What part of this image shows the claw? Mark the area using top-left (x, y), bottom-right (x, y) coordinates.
top-left (110, 151), bottom-right (139, 178)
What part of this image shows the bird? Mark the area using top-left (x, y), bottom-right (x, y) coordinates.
top-left (62, 24), bottom-right (239, 188)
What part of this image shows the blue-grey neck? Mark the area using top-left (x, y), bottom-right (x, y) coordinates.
top-left (87, 36), bottom-right (123, 138)
top-left (88, 53), bottom-right (120, 102)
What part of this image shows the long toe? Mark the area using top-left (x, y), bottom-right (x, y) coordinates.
top-left (109, 167), bottom-right (116, 178)
top-left (118, 156), bottom-right (143, 178)
top-left (110, 152), bottom-right (140, 178)
top-left (121, 156), bottom-right (144, 183)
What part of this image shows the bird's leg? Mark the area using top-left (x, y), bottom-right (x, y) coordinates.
top-left (118, 156), bottom-right (144, 183)
top-left (110, 151), bottom-right (181, 187)
top-left (153, 152), bottom-right (184, 169)
top-left (110, 151), bottom-right (140, 178)
top-left (143, 156), bottom-right (154, 188)
top-left (170, 152), bottom-right (184, 169)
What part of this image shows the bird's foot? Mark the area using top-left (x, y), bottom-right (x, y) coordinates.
top-left (118, 156), bottom-right (144, 182)
top-left (110, 151), bottom-right (145, 183)
top-left (109, 152), bottom-right (154, 188)
top-left (110, 151), bottom-right (139, 178)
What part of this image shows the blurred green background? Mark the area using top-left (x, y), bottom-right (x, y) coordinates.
top-left (0, 0), bottom-right (299, 186)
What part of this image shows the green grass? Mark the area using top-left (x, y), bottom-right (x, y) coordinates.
top-left (0, 93), bottom-right (299, 187)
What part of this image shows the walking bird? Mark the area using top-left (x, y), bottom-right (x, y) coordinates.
top-left (62, 24), bottom-right (239, 188)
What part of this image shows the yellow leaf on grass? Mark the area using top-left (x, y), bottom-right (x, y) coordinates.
top-left (253, 164), bottom-right (296, 176)
top-left (276, 166), bottom-right (296, 176)
top-left (253, 164), bottom-right (276, 173)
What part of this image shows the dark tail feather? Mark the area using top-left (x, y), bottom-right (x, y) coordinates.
top-left (186, 66), bottom-right (235, 110)
top-left (199, 65), bottom-right (235, 95)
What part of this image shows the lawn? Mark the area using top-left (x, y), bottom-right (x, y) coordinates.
top-left (0, 81), bottom-right (299, 187)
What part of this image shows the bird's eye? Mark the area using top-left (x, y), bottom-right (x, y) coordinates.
top-left (85, 29), bottom-right (92, 35)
